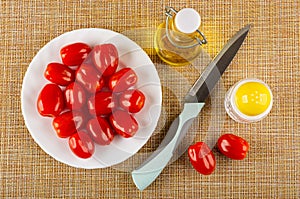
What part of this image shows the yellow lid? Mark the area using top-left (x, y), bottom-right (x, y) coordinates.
top-left (234, 81), bottom-right (272, 116)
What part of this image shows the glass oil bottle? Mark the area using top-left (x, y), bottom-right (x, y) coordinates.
top-left (154, 7), bottom-right (207, 66)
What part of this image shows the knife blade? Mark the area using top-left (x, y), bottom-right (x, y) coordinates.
top-left (131, 25), bottom-right (250, 190)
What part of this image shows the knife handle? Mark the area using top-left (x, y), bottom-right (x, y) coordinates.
top-left (131, 103), bottom-right (205, 190)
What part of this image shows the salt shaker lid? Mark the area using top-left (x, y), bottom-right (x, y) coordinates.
top-left (174, 8), bottom-right (201, 34)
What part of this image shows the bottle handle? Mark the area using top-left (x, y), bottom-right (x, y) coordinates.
top-left (165, 7), bottom-right (207, 49)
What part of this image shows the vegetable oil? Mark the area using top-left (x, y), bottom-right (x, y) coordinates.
top-left (154, 7), bottom-right (207, 66)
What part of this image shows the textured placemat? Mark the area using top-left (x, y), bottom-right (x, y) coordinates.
top-left (1, 0), bottom-right (299, 198)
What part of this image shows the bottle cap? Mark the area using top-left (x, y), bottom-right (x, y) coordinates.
top-left (175, 8), bottom-right (201, 34)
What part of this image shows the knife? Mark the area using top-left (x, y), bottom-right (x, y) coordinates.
top-left (131, 25), bottom-right (250, 190)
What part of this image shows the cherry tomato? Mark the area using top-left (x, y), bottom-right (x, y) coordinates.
top-left (119, 89), bottom-right (145, 113)
top-left (86, 117), bottom-right (114, 145)
top-left (75, 63), bottom-right (104, 93)
top-left (92, 44), bottom-right (118, 76)
top-left (109, 110), bottom-right (138, 138)
top-left (87, 91), bottom-right (116, 115)
top-left (217, 134), bottom-right (249, 160)
top-left (52, 111), bottom-right (85, 138)
top-left (188, 142), bottom-right (216, 175)
top-left (60, 42), bottom-right (91, 66)
top-left (101, 76), bottom-right (113, 91)
top-left (109, 68), bottom-right (137, 92)
top-left (69, 131), bottom-right (95, 159)
top-left (64, 82), bottom-right (86, 110)
top-left (44, 62), bottom-right (75, 86)
top-left (37, 84), bottom-right (64, 117)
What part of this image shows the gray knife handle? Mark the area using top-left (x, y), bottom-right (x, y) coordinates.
top-left (131, 103), bottom-right (205, 190)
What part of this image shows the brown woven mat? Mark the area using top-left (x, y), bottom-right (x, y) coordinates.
top-left (1, 0), bottom-right (299, 198)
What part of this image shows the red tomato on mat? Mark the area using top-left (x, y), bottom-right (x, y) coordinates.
top-left (217, 134), bottom-right (249, 160)
top-left (188, 142), bottom-right (216, 175)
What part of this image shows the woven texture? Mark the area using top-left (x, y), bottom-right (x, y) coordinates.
top-left (1, 0), bottom-right (299, 198)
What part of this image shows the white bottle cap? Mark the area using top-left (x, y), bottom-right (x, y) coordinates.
top-left (174, 8), bottom-right (201, 34)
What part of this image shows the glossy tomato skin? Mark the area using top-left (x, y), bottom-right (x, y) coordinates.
top-left (109, 68), bottom-right (137, 92)
top-left (64, 82), bottom-right (86, 110)
top-left (217, 134), bottom-right (249, 160)
top-left (109, 110), bottom-right (138, 138)
top-left (44, 62), bottom-right (75, 86)
top-left (92, 44), bottom-right (118, 77)
top-left (52, 111), bottom-right (85, 138)
top-left (87, 91), bottom-right (116, 115)
top-left (69, 131), bottom-right (95, 159)
top-left (37, 84), bottom-right (64, 117)
top-left (60, 42), bottom-right (91, 66)
top-left (188, 142), bottom-right (216, 175)
top-left (119, 89), bottom-right (145, 113)
top-left (86, 117), bottom-right (114, 145)
top-left (75, 63), bottom-right (104, 93)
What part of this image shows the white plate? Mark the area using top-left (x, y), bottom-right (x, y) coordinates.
top-left (21, 28), bottom-right (162, 169)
